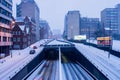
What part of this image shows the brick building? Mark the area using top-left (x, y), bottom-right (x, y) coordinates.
top-left (12, 16), bottom-right (36, 49)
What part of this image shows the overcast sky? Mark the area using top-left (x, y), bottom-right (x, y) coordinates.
top-left (13, 0), bottom-right (120, 33)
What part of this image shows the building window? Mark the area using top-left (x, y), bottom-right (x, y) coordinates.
top-left (12, 31), bottom-right (15, 35)
top-left (13, 38), bottom-right (16, 42)
top-left (23, 38), bottom-right (27, 42)
top-left (17, 38), bottom-right (20, 42)
top-left (0, 36), bottom-right (1, 42)
top-left (3, 36), bottom-right (7, 42)
top-left (19, 31), bottom-right (21, 35)
top-left (8, 37), bottom-right (11, 42)
top-left (14, 45), bottom-right (20, 49)
top-left (23, 44), bottom-right (27, 48)
top-left (3, 28), bottom-right (6, 32)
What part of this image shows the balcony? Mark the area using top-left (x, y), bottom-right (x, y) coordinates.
top-left (0, 42), bottom-right (12, 46)
top-left (0, 22), bottom-right (11, 29)
top-left (0, 32), bottom-right (12, 37)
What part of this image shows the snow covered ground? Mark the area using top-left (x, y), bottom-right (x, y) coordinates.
top-left (47, 40), bottom-right (69, 45)
top-left (87, 39), bottom-right (120, 52)
top-left (75, 43), bottom-right (120, 80)
top-left (112, 40), bottom-right (120, 52)
top-left (0, 39), bottom-right (47, 80)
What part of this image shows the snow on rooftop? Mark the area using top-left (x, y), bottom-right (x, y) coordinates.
top-left (15, 17), bottom-right (32, 22)
top-left (15, 17), bottom-right (25, 22)
top-left (19, 25), bottom-right (25, 31)
top-left (26, 27), bottom-right (29, 34)
top-left (75, 43), bottom-right (120, 80)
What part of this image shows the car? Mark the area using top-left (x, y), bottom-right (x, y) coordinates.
top-left (33, 46), bottom-right (37, 49)
top-left (40, 44), bottom-right (44, 46)
top-left (29, 50), bottom-right (36, 54)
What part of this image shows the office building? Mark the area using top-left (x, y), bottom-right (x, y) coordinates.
top-left (0, 0), bottom-right (13, 57)
top-left (16, 0), bottom-right (40, 41)
top-left (64, 11), bottom-right (80, 40)
top-left (101, 4), bottom-right (120, 36)
top-left (39, 19), bottom-right (52, 39)
top-left (81, 17), bottom-right (100, 38)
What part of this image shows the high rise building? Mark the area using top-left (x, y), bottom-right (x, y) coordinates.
top-left (81, 17), bottom-right (100, 38)
top-left (39, 19), bottom-right (52, 39)
top-left (101, 4), bottom-right (120, 36)
top-left (52, 29), bottom-right (62, 39)
top-left (0, 0), bottom-right (13, 57)
top-left (64, 11), bottom-right (80, 40)
top-left (16, 0), bottom-right (40, 41)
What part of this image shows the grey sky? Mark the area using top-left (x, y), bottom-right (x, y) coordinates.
top-left (13, 0), bottom-right (120, 33)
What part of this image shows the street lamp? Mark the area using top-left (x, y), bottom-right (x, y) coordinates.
top-left (108, 20), bottom-right (112, 58)
top-left (70, 26), bottom-right (73, 40)
top-left (10, 20), bottom-right (15, 58)
top-left (89, 25), bottom-right (91, 43)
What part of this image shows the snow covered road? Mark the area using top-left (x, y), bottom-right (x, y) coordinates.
top-left (75, 43), bottom-right (120, 80)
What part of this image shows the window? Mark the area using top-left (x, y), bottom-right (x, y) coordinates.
top-left (3, 28), bottom-right (6, 32)
top-left (14, 45), bottom-right (20, 49)
top-left (17, 38), bottom-right (20, 42)
top-left (0, 36), bottom-right (1, 42)
top-left (23, 38), bottom-right (27, 42)
top-left (12, 31), bottom-right (14, 35)
top-left (19, 31), bottom-right (21, 35)
top-left (13, 38), bottom-right (16, 42)
top-left (23, 44), bottom-right (27, 48)
top-left (14, 31), bottom-right (17, 35)
top-left (8, 37), bottom-right (11, 42)
top-left (3, 36), bottom-right (7, 42)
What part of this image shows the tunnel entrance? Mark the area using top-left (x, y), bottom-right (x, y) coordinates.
top-left (12, 46), bottom-right (108, 80)
top-left (43, 48), bottom-right (59, 60)
top-left (43, 46), bottom-right (108, 80)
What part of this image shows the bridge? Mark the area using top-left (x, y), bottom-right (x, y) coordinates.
top-left (0, 39), bottom-right (120, 80)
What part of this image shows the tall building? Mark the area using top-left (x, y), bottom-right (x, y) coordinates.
top-left (16, 0), bottom-right (40, 41)
top-left (0, 0), bottom-right (13, 57)
top-left (64, 11), bottom-right (80, 40)
top-left (39, 19), bottom-right (52, 39)
top-left (81, 17), bottom-right (100, 38)
top-left (101, 4), bottom-right (120, 36)
top-left (52, 29), bottom-right (62, 39)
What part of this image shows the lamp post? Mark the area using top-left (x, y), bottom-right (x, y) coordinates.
top-left (89, 25), bottom-right (91, 43)
top-left (0, 26), bottom-right (2, 58)
top-left (70, 26), bottom-right (73, 40)
top-left (108, 20), bottom-right (112, 58)
top-left (10, 21), bottom-right (15, 58)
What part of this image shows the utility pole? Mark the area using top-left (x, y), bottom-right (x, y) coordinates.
top-left (108, 21), bottom-right (112, 58)
top-left (10, 20), bottom-right (15, 58)
top-left (89, 25), bottom-right (90, 43)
